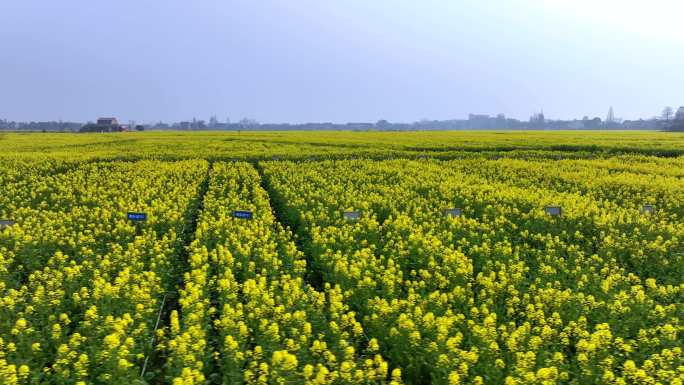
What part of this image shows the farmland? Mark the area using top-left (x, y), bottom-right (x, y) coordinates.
top-left (0, 131), bottom-right (683, 384)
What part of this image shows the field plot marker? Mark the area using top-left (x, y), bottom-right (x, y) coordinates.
top-left (641, 204), bottom-right (655, 215)
top-left (232, 210), bottom-right (254, 220)
top-left (127, 212), bottom-right (147, 236)
top-left (140, 294), bottom-right (167, 379)
top-left (127, 212), bottom-right (147, 221)
top-left (544, 206), bottom-right (562, 216)
top-left (343, 211), bottom-right (361, 221)
top-left (0, 220), bottom-right (15, 230)
top-left (443, 208), bottom-right (462, 218)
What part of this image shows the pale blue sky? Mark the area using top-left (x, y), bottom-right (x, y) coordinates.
top-left (1, 0), bottom-right (682, 123)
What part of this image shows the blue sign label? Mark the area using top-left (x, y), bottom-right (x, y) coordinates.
top-left (544, 206), bottom-right (562, 216)
top-left (127, 212), bottom-right (147, 221)
top-left (233, 210), bottom-right (254, 220)
top-left (0, 220), bottom-right (15, 229)
top-left (641, 204), bottom-right (654, 214)
top-left (343, 211), bottom-right (361, 221)
top-left (444, 208), bottom-right (461, 218)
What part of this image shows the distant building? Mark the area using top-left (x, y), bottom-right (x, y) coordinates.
top-left (97, 117), bottom-right (119, 126)
top-left (566, 120), bottom-right (585, 129)
top-left (346, 122), bottom-right (374, 130)
top-left (80, 117), bottom-right (123, 133)
top-left (468, 114), bottom-right (496, 129)
top-left (623, 119), bottom-right (659, 130)
top-left (582, 117), bottom-right (603, 129)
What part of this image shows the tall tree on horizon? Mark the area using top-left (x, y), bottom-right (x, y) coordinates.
top-left (606, 106), bottom-right (615, 123)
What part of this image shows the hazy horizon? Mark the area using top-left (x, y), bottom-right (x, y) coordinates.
top-left (2, 0), bottom-right (683, 124)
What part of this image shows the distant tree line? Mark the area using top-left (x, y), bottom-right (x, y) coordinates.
top-left (2, 106), bottom-right (683, 132)
top-left (145, 115), bottom-right (663, 131)
top-left (0, 120), bottom-right (82, 132)
top-left (661, 106), bottom-right (684, 131)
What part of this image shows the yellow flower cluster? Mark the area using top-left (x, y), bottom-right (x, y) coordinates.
top-left (4, 130), bottom-right (684, 163)
top-left (166, 162), bottom-right (399, 384)
top-left (0, 159), bottom-right (208, 383)
top-left (263, 158), bottom-right (684, 384)
top-left (2, 140), bottom-right (684, 384)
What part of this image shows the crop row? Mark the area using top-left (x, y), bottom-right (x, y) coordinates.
top-left (2, 155), bottom-right (683, 384)
top-left (166, 162), bottom-right (399, 384)
top-left (0, 159), bottom-right (208, 384)
top-left (262, 159), bottom-right (684, 385)
top-left (443, 156), bottom-right (684, 216)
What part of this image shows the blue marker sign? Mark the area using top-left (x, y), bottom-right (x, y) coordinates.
top-left (641, 204), bottom-right (654, 215)
top-left (127, 212), bottom-right (147, 221)
top-left (444, 208), bottom-right (462, 218)
top-left (0, 219), bottom-right (15, 230)
top-left (233, 210), bottom-right (254, 220)
top-left (544, 206), bottom-right (562, 217)
top-left (343, 211), bottom-right (361, 221)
